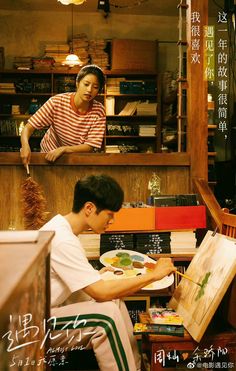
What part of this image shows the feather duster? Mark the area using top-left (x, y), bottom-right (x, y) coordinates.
top-left (21, 172), bottom-right (49, 230)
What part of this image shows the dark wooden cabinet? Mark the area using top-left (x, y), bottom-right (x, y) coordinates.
top-left (0, 231), bottom-right (54, 371)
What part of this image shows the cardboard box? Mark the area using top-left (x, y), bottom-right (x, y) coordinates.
top-left (111, 39), bottom-right (157, 71)
top-left (155, 206), bottom-right (206, 230)
top-left (107, 207), bottom-right (155, 231)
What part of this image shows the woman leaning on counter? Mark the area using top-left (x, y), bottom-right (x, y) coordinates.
top-left (20, 64), bottom-right (106, 164)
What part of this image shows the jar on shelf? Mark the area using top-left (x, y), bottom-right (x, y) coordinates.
top-left (28, 98), bottom-right (40, 114)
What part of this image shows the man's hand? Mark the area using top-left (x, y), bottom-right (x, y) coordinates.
top-left (152, 258), bottom-right (176, 281)
top-left (99, 266), bottom-right (115, 274)
top-left (45, 147), bottom-right (66, 162)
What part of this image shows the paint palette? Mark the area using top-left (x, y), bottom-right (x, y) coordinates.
top-left (100, 249), bottom-right (174, 290)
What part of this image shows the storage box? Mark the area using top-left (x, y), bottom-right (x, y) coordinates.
top-left (107, 207), bottom-right (155, 231)
top-left (120, 80), bottom-right (157, 94)
top-left (120, 81), bottom-right (144, 94)
top-left (111, 39), bottom-right (157, 71)
top-left (155, 206), bottom-right (206, 230)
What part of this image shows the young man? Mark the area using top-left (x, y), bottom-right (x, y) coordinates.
top-left (41, 174), bottom-right (176, 371)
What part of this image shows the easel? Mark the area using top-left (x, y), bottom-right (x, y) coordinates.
top-left (140, 230), bottom-right (236, 371)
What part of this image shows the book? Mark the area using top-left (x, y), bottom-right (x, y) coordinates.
top-left (118, 101), bottom-right (140, 116)
top-left (133, 322), bottom-right (184, 337)
top-left (148, 308), bottom-right (183, 326)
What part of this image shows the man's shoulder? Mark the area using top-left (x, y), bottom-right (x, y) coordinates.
top-left (41, 214), bottom-right (73, 237)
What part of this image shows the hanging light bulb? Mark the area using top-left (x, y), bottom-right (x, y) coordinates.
top-left (61, 3), bottom-right (83, 67)
top-left (62, 54), bottom-right (82, 67)
top-left (58, 0), bottom-right (86, 5)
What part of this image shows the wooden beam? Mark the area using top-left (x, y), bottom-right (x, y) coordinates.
top-left (186, 0), bottom-right (208, 185)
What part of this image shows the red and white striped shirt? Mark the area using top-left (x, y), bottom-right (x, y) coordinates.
top-left (28, 93), bottom-right (106, 152)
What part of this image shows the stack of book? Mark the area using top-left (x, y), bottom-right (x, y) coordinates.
top-left (71, 33), bottom-right (89, 66)
top-left (105, 96), bottom-right (115, 115)
top-left (171, 231), bottom-right (197, 254)
top-left (89, 39), bottom-right (109, 69)
top-left (0, 83), bottom-right (15, 94)
top-left (107, 123), bottom-right (123, 135)
top-left (136, 101), bottom-right (157, 115)
top-left (55, 75), bottom-right (76, 94)
top-left (100, 233), bottom-right (134, 255)
top-left (13, 56), bottom-right (32, 70)
top-left (0, 119), bottom-right (17, 135)
top-left (97, 231), bottom-right (197, 255)
top-left (135, 232), bottom-right (171, 254)
top-left (32, 57), bottom-right (54, 70)
top-left (44, 43), bottom-right (70, 68)
top-left (139, 125), bottom-right (156, 136)
top-left (105, 145), bottom-right (120, 153)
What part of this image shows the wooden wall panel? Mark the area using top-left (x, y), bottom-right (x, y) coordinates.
top-left (187, 0), bottom-right (208, 182)
top-left (0, 165), bottom-right (190, 230)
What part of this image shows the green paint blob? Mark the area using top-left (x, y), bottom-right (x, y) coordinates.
top-left (195, 272), bottom-right (211, 301)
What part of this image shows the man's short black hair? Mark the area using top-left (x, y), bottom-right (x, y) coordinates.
top-left (72, 174), bottom-right (124, 213)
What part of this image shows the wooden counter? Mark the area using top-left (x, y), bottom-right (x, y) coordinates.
top-left (0, 152), bottom-right (190, 166)
top-left (0, 231), bottom-right (54, 371)
top-left (0, 152), bottom-right (191, 230)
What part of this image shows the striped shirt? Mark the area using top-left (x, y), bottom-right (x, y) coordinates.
top-left (28, 93), bottom-right (106, 152)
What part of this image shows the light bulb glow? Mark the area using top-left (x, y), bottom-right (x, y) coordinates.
top-left (58, 0), bottom-right (86, 5)
top-left (62, 54), bottom-right (83, 67)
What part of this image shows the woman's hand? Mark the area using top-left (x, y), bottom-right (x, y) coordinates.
top-left (20, 145), bottom-right (31, 166)
top-left (45, 147), bottom-right (66, 162)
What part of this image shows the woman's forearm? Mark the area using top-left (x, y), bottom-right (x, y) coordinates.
top-left (63, 144), bottom-right (94, 153)
top-left (20, 123), bottom-right (35, 147)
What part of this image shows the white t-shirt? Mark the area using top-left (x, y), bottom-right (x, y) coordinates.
top-left (41, 214), bottom-right (101, 308)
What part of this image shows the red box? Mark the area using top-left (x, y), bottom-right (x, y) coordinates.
top-left (107, 207), bottom-right (155, 231)
top-left (155, 206), bottom-right (206, 230)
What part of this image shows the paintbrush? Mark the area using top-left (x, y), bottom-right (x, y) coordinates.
top-left (176, 271), bottom-right (202, 287)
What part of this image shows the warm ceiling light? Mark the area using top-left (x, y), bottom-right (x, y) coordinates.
top-left (62, 53), bottom-right (83, 67)
top-left (61, 3), bottom-right (83, 67)
top-left (58, 0), bottom-right (86, 5)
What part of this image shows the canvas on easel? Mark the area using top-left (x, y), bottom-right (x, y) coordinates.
top-left (169, 231), bottom-right (236, 342)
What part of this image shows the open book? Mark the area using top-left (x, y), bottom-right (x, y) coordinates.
top-left (118, 101), bottom-right (141, 116)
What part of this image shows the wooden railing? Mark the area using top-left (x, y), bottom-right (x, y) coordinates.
top-left (194, 178), bottom-right (236, 329)
top-left (193, 178), bottom-right (223, 232)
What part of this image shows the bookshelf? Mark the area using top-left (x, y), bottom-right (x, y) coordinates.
top-left (0, 67), bottom-right (160, 153)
